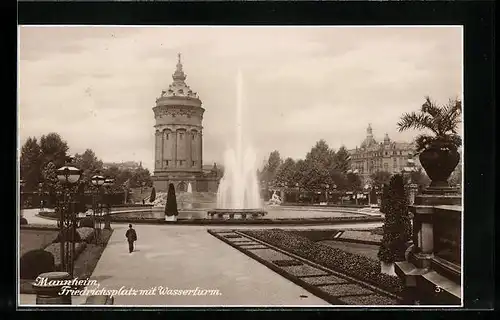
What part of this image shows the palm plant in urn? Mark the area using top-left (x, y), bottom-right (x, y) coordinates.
top-left (165, 183), bottom-right (178, 221)
top-left (397, 96), bottom-right (462, 188)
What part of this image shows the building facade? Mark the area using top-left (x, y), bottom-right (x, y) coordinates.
top-left (348, 124), bottom-right (422, 183)
top-left (152, 54), bottom-right (219, 193)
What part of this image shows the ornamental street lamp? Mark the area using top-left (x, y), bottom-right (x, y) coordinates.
top-left (364, 183), bottom-right (372, 205)
top-left (325, 184), bottom-right (330, 204)
top-left (55, 157), bottom-right (82, 277)
top-left (38, 182), bottom-right (44, 211)
top-left (295, 182), bottom-right (300, 203)
top-left (102, 177), bottom-right (115, 230)
top-left (91, 173), bottom-right (105, 244)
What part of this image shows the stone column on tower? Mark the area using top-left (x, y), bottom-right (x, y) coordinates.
top-left (155, 130), bottom-right (161, 169)
top-left (162, 130), bottom-right (168, 168)
top-left (198, 130), bottom-right (203, 169)
top-left (173, 130), bottom-right (178, 168)
top-left (187, 130), bottom-right (192, 169)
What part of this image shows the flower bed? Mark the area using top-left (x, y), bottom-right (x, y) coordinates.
top-left (241, 229), bottom-right (404, 296)
top-left (338, 230), bottom-right (382, 243)
top-left (272, 259), bottom-right (303, 267)
top-left (44, 242), bottom-right (87, 270)
top-left (291, 230), bottom-right (342, 242)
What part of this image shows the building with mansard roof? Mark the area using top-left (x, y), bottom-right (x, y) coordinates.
top-left (347, 124), bottom-right (422, 183)
top-left (151, 54), bottom-right (220, 192)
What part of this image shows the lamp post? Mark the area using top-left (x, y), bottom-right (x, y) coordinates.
top-left (325, 184), bottom-right (330, 204)
top-left (91, 173), bottom-right (105, 244)
top-left (38, 182), bottom-right (44, 211)
top-left (295, 182), bottom-right (300, 203)
top-left (55, 157), bottom-right (82, 278)
top-left (365, 183), bottom-right (372, 206)
top-left (103, 177), bottom-right (115, 231)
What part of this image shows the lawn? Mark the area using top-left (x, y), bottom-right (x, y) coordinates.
top-left (20, 228), bottom-right (114, 294)
top-left (20, 229), bottom-right (59, 257)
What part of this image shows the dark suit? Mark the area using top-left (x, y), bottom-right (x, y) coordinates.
top-left (125, 229), bottom-right (137, 253)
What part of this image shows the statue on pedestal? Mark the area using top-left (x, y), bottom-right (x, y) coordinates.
top-left (268, 191), bottom-right (282, 206)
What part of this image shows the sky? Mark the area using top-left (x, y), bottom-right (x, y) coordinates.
top-left (18, 26), bottom-right (462, 172)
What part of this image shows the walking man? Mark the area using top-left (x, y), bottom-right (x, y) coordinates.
top-left (125, 224), bottom-right (137, 253)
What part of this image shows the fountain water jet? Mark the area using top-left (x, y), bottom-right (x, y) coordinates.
top-left (208, 69), bottom-right (266, 219)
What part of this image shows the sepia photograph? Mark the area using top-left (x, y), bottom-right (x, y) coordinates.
top-left (17, 26), bottom-right (463, 307)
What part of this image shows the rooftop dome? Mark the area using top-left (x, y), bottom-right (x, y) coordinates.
top-left (157, 53), bottom-right (200, 101)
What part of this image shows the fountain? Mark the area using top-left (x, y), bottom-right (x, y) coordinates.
top-left (183, 182), bottom-right (193, 209)
top-left (207, 70), bottom-right (267, 219)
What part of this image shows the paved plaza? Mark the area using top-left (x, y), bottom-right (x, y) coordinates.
top-left (19, 208), bottom-right (383, 306)
top-left (71, 223), bottom-right (329, 306)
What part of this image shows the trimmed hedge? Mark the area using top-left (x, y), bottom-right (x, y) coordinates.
top-left (20, 249), bottom-right (55, 280)
top-left (76, 227), bottom-right (96, 243)
top-left (44, 242), bottom-right (87, 271)
top-left (79, 217), bottom-right (94, 228)
top-left (53, 228), bottom-right (83, 243)
top-left (241, 229), bottom-right (404, 296)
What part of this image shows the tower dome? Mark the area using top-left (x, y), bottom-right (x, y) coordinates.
top-left (360, 123), bottom-right (377, 148)
top-left (156, 53), bottom-right (202, 104)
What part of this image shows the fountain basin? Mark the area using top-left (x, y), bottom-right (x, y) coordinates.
top-left (207, 209), bottom-right (267, 219)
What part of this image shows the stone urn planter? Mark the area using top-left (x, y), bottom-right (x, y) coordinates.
top-left (419, 147), bottom-right (460, 188)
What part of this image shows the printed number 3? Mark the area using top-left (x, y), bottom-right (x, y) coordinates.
top-left (435, 286), bottom-right (442, 293)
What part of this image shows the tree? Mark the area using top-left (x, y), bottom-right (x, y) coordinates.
top-left (39, 133), bottom-right (69, 169)
top-left (165, 183), bottom-right (178, 216)
top-left (274, 157), bottom-right (296, 186)
top-left (261, 150), bottom-right (282, 185)
top-left (380, 184), bottom-right (390, 214)
top-left (150, 187), bottom-right (156, 203)
top-left (41, 161), bottom-right (60, 207)
top-left (346, 171), bottom-right (362, 192)
top-left (20, 137), bottom-right (42, 191)
top-left (301, 140), bottom-right (337, 191)
top-left (370, 171), bottom-right (392, 189)
top-left (74, 149), bottom-right (104, 182)
top-left (129, 167), bottom-right (152, 188)
top-left (334, 145), bottom-right (351, 174)
top-left (378, 174), bottom-right (412, 263)
top-left (305, 140), bottom-right (336, 169)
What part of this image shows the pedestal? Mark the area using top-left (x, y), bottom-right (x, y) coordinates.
top-left (380, 261), bottom-right (396, 276)
top-left (32, 272), bottom-right (72, 305)
top-left (165, 215), bottom-right (177, 222)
